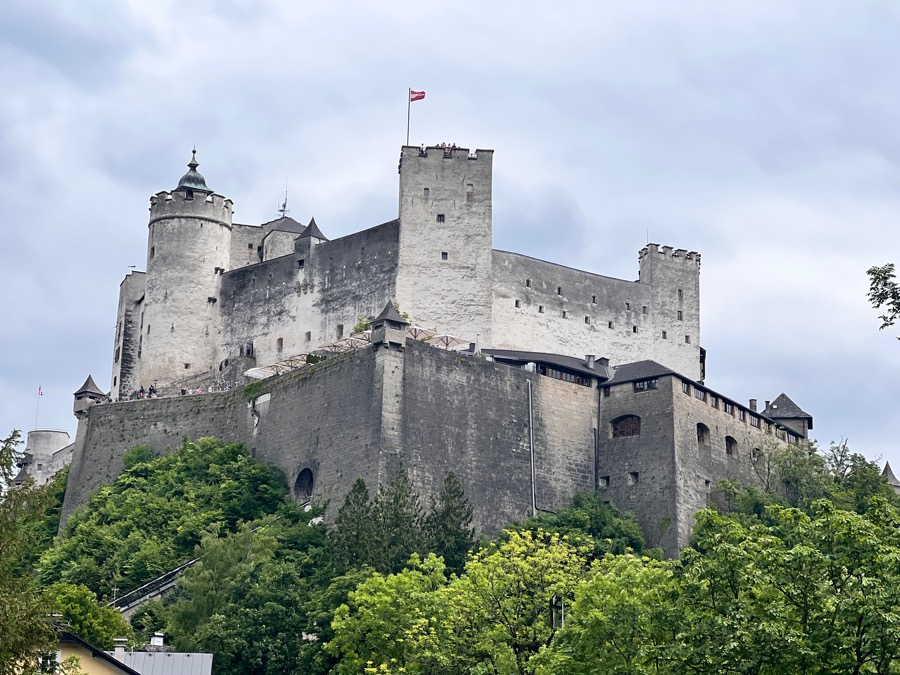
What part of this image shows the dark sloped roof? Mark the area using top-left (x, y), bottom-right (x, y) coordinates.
top-left (58, 632), bottom-right (142, 675)
top-left (371, 300), bottom-right (408, 326)
top-left (260, 216), bottom-right (305, 234)
top-left (603, 360), bottom-right (677, 385)
top-left (483, 349), bottom-right (613, 379)
top-left (298, 217), bottom-right (328, 241)
top-left (74, 375), bottom-right (106, 397)
top-left (763, 393), bottom-right (812, 420)
top-left (176, 150), bottom-right (211, 192)
top-left (883, 462), bottom-right (900, 488)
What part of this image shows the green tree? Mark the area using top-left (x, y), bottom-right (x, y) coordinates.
top-left (535, 554), bottom-right (677, 675)
top-left (38, 437), bottom-right (289, 597)
top-left (329, 529), bottom-right (589, 674)
top-left (0, 430), bottom-right (55, 673)
top-left (867, 262), bottom-right (900, 338)
top-left (423, 472), bottom-right (474, 574)
top-left (370, 466), bottom-right (425, 574)
top-left (328, 478), bottom-right (374, 573)
top-left (46, 583), bottom-right (133, 649)
top-left (517, 491), bottom-right (645, 559)
top-left (168, 510), bottom-right (328, 675)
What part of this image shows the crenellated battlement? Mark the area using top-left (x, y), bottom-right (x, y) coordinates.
top-left (148, 190), bottom-right (234, 226)
top-left (400, 144), bottom-right (493, 165)
top-left (639, 243), bottom-right (701, 266)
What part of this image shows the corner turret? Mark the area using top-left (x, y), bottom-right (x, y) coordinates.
top-left (74, 374), bottom-right (107, 417)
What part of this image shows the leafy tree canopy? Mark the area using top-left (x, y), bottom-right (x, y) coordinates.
top-left (867, 262), bottom-right (900, 338)
top-left (38, 437), bottom-right (289, 598)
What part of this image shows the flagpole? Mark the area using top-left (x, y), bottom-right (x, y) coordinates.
top-left (406, 88), bottom-right (411, 146)
top-left (34, 387), bottom-right (41, 430)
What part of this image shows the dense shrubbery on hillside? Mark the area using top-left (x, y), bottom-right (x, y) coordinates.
top-left (38, 438), bottom-right (289, 598)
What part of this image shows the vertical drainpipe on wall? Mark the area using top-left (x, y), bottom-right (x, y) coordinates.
top-left (527, 379), bottom-right (536, 517)
top-left (595, 378), bottom-right (603, 489)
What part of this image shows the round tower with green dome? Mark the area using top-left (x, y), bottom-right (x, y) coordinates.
top-left (141, 150), bottom-right (233, 388)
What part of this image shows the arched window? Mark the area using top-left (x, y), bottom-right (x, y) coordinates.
top-left (611, 415), bottom-right (641, 438)
top-left (697, 423), bottom-right (710, 446)
top-left (276, 337), bottom-right (284, 353)
top-left (295, 468), bottom-right (314, 501)
top-left (725, 436), bottom-right (738, 457)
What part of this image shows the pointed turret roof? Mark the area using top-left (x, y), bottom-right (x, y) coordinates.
top-left (298, 217), bottom-right (328, 241)
top-left (883, 461), bottom-right (900, 488)
top-left (371, 300), bottom-right (409, 327)
top-left (176, 149), bottom-right (211, 192)
top-left (74, 375), bottom-right (105, 397)
top-left (762, 393), bottom-right (812, 420)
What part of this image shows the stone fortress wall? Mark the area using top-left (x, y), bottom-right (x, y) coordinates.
top-left (491, 243), bottom-right (702, 382)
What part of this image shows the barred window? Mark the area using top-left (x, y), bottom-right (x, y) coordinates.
top-left (611, 415), bottom-right (641, 438)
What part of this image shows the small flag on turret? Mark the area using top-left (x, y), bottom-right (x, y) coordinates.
top-left (409, 90), bottom-right (426, 102)
top-left (38, 386), bottom-right (43, 397)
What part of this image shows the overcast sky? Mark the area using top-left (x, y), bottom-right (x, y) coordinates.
top-left (2, 0), bottom-right (898, 468)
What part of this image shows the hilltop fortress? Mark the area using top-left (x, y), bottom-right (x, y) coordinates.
top-left (56, 145), bottom-right (812, 555)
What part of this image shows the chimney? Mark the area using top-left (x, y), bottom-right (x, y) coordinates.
top-left (597, 357), bottom-right (610, 367)
top-left (150, 632), bottom-right (165, 648)
top-left (585, 355), bottom-right (595, 370)
top-left (749, 399), bottom-right (757, 412)
top-left (765, 400), bottom-right (770, 410)
top-left (113, 638), bottom-right (127, 662)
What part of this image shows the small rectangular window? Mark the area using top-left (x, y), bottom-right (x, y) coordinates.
top-left (642, 306), bottom-right (648, 315)
top-left (515, 299), bottom-right (521, 308)
top-left (662, 330), bottom-right (668, 339)
top-left (562, 310), bottom-right (568, 319)
top-left (632, 325), bottom-right (638, 333)
top-left (724, 402), bottom-right (734, 415)
top-left (625, 301), bottom-right (631, 310)
top-left (184, 363), bottom-right (190, 369)
top-left (538, 305), bottom-right (544, 313)
top-left (628, 471), bottom-right (640, 486)
top-left (436, 214), bottom-right (445, 223)
top-left (602, 386), bottom-right (611, 397)
top-left (677, 310), bottom-right (683, 320)
top-left (305, 331), bottom-right (311, 342)
top-left (336, 324), bottom-right (344, 339)
top-left (584, 316), bottom-right (590, 324)
top-left (423, 187), bottom-right (430, 197)
top-left (591, 295), bottom-right (596, 303)
top-left (710, 396), bottom-right (719, 409)
top-left (150, 246), bottom-right (155, 258)
top-left (633, 379), bottom-right (659, 392)
top-left (682, 381), bottom-right (691, 395)
top-left (599, 476), bottom-right (610, 488)
top-left (608, 321), bottom-right (613, 329)
top-left (147, 324), bottom-right (151, 334)
top-left (466, 183), bottom-right (474, 202)
top-left (740, 409), bottom-right (747, 422)
top-left (526, 278), bottom-right (531, 287)
top-left (557, 286), bottom-right (562, 295)
top-left (441, 251), bottom-right (448, 260)
top-left (685, 335), bottom-right (691, 344)
top-left (678, 289), bottom-right (684, 302)
top-left (113, 376), bottom-right (117, 386)
top-left (298, 259), bottom-right (305, 269)
top-left (694, 388), bottom-right (707, 402)
top-left (248, 243), bottom-right (254, 249)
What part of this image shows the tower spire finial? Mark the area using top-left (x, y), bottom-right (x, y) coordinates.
top-left (177, 147), bottom-right (210, 192)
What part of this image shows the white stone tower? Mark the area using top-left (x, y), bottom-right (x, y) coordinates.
top-left (141, 151), bottom-right (233, 387)
top-left (394, 145), bottom-right (494, 344)
top-left (638, 244), bottom-right (703, 381)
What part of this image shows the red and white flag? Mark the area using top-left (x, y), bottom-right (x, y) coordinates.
top-left (409, 90), bottom-right (426, 102)
top-left (38, 386), bottom-right (43, 397)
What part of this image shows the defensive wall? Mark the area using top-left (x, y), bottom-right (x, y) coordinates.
top-left (63, 337), bottom-right (599, 537)
top-left (492, 244), bottom-right (702, 382)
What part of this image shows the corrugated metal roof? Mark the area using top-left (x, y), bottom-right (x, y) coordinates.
top-left (117, 652), bottom-right (213, 675)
